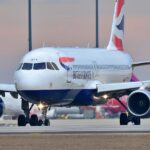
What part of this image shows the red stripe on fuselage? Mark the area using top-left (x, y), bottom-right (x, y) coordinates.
top-left (59, 57), bottom-right (75, 63)
top-left (116, 0), bottom-right (124, 17)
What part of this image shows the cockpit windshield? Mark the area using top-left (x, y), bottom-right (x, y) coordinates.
top-left (18, 62), bottom-right (59, 71)
top-left (22, 63), bottom-right (33, 70)
top-left (33, 62), bottom-right (46, 70)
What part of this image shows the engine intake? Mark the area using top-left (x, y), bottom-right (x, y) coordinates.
top-left (127, 90), bottom-right (150, 117)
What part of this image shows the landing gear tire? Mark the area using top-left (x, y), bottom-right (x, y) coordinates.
top-left (133, 117), bottom-right (141, 125)
top-left (44, 119), bottom-right (50, 126)
top-left (30, 114), bottom-right (38, 126)
top-left (18, 114), bottom-right (26, 126)
top-left (120, 113), bottom-right (128, 125)
top-left (38, 119), bottom-right (43, 126)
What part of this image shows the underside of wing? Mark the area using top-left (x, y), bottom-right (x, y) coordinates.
top-left (95, 81), bottom-right (150, 99)
top-left (0, 84), bottom-right (18, 98)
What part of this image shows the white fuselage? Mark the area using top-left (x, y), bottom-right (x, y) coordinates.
top-left (14, 47), bottom-right (133, 106)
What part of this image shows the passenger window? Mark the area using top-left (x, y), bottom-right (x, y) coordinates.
top-left (22, 63), bottom-right (32, 70)
top-left (47, 62), bottom-right (54, 70)
top-left (34, 63), bottom-right (46, 70)
top-left (16, 63), bottom-right (23, 71)
top-left (51, 62), bottom-right (59, 70)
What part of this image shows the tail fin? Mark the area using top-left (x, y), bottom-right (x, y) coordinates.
top-left (107, 1), bottom-right (139, 81)
top-left (107, 0), bottom-right (125, 51)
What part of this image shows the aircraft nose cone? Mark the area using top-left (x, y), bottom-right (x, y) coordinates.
top-left (14, 70), bottom-right (50, 103)
top-left (14, 71), bottom-right (49, 91)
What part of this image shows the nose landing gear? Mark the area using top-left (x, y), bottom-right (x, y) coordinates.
top-left (18, 99), bottom-right (31, 126)
top-left (38, 106), bottom-right (50, 126)
top-left (17, 99), bottom-right (50, 126)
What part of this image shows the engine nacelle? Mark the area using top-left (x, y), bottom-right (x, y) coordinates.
top-left (0, 98), bottom-right (4, 117)
top-left (127, 90), bottom-right (150, 118)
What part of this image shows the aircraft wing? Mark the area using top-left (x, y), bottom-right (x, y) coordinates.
top-left (96, 81), bottom-right (150, 98)
top-left (132, 61), bottom-right (150, 67)
top-left (0, 84), bottom-right (18, 98)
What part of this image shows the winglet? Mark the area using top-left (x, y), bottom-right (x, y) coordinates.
top-left (107, 0), bottom-right (125, 51)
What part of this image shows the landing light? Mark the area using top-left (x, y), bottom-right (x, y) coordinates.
top-left (38, 103), bottom-right (44, 110)
top-left (102, 94), bottom-right (108, 99)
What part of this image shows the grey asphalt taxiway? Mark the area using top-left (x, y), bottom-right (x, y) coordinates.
top-left (0, 119), bottom-right (150, 134)
top-left (1, 119), bottom-right (150, 150)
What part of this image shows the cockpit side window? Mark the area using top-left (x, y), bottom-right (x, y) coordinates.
top-left (47, 62), bottom-right (54, 70)
top-left (47, 62), bottom-right (59, 70)
top-left (33, 62), bottom-right (46, 70)
top-left (51, 62), bottom-right (59, 70)
top-left (16, 63), bottom-right (23, 71)
top-left (22, 63), bottom-right (32, 70)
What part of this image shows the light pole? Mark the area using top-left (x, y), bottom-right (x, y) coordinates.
top-left (96, 0), bottom-right (99, 48)
top-left (21, 0), bottom-right (33, 124)
top-left (28, 0), bottom-right (32, 51)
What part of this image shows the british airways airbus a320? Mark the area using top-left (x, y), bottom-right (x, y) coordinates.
top-left (1, 0), bottom-right (150, 126)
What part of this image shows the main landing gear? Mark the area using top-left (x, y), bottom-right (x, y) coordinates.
top-left (115, 97), bottom-right (141, 125)
top-left (17, 99), bottom-right (50, 126)
top-left (120, 112), bottom-right (141, 125)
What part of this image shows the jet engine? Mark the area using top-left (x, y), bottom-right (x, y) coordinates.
top-left (127, 90), bottom-right (150, 118)
top-left (0, 98), bottom-right (4, 117)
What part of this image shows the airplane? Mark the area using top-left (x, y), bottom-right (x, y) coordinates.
top-left (0, 93), bottom-right (23, 119)
top-left (0, 93), bottom-right (43, 120)
top-left (1, 0), bottom-right (150, 126)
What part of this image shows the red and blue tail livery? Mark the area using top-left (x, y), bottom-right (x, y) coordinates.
top-left (116, 0), bottom-right (124, 17)
top-left (107, 0), bottom-right (125, 51)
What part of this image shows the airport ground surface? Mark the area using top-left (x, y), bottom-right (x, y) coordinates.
top-left (0, 134), bottom-right (150, 150)
top-left (0, 119), bottom-right (150, 150)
